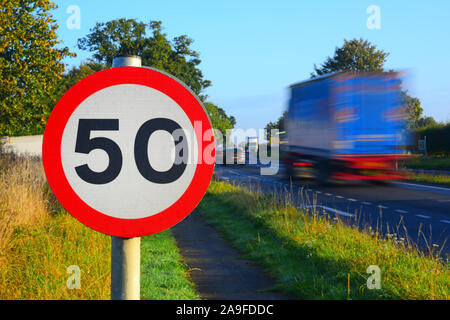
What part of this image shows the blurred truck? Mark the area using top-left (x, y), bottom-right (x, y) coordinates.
top-left (283, 71), bottom-right (411, 183)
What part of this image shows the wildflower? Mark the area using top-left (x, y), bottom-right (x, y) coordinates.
top-left (304, 240), bottom-right (315, 248)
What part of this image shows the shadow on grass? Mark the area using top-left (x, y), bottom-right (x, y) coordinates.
top-left (197, 189), bottom-right (402, 300)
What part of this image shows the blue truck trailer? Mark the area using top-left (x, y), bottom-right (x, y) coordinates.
top-left (283, 71), bottom-right (411, 183)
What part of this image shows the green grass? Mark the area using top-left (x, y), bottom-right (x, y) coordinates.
top-left (196, 179), bottom-right (449, 300)
top-left (141, 230), bottom-right (199, 300)
top-left (1, 212), bottom-right (199, 300)
top-left (402, 156), bottom-right (450, 171)
top-left (400, 155), bottom-right (450, 186)
top-left (407, 173), bottom-right (450, 187)
top-left (0, 211), bottom-right (111, 300)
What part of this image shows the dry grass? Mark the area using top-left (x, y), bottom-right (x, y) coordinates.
top-left (0, 154), bottom-right (110, 299)
top-left (0, 154), bottom-right (47, 257)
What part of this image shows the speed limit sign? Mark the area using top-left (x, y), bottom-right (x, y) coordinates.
top-left (43, 67), bottom-right (215, 237)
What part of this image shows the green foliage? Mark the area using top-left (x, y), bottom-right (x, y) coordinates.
top-left (78, 19), bottom-right (211, 96)
top-left (62, 61), bottom-right (106, 90)
top-left (53, 61), bottom-right (106, 102)
top-left (264, 111), bottom-right (286, 140)
top-left (403, 156), bottom-right (450, 171)
top-left (404, 93), bottom-right (424, 128)
top-left (312, 38), bottom-right (389, 77)
top-left (415, 116), bottom-right (438, 129)
top-left (0, 0), bottom-right (74, 136)
top-left (409, 173), bottom-right (450, 187)
top-left (204, 102), bottom-right (236, 137)
top-left (415, 123), bottom-right (450, 155)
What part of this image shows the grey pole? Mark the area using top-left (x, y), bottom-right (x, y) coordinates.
top-left (110, 55), bottom-right (142, 300)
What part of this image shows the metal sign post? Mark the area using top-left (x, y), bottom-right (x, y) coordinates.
top-left (110, 55), bottom-right (142, 300)
top-left (111, 235), bottom-right (140, 300)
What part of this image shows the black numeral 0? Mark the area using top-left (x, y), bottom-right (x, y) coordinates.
top-left (134, 118), bottom-right (187, 184)
top-left (74, 118), bottom-right (188, 185)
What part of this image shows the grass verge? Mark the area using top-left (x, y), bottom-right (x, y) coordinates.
top-left (402, 156), bottom-right (450, 171)
top-left (0, 154), bottom-right (110, 299)
top-left (197, 178), bottom-right (449, 300)
top-left (407, 173), bottom-right (450, 187)
top-left (0, 154), bottom-right (198, 300)
top-left (141, 231), bottom-right (199, 300)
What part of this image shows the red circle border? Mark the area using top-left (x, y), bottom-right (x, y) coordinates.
top-left (42, 67), bottom-right (214, 237)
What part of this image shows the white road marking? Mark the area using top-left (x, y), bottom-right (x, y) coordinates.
top-left (316, 205), bottom-right (355, 217)
top-left (362, 201), bottom-right (372, 205)
top-left (397, 182), bottom-right (450, 191)
top-left (440, 220), bottom-right (450, 224)
top-left (336, 195), bottom-right (344, 199)
top-left (347, 198), bottom-right (357, 202)
top-left (302, 204), bottom-right (355, 217)
top-left (416, 214), bottom-right (431, 219)
top-left (395, 209), bottom-right (408, 214)
top-left (378, 205), bottom-right (389, 209)
top-left (325, 193), bottom-right (332, 196)
top-left (316, 191), bottom-right (322, 194)
top-left (394, 182), bottom-right (450, 195)
top-left (228, 169), bottom-right (241, 176)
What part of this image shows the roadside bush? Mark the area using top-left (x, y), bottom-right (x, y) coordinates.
top-left (415, 123), bottom-right (450, 156)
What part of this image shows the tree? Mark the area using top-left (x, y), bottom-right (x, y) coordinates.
top-left (312, 38), bottom-right (389, 77)
top-left (0, 0), bottom-right (74, 136)
top-left (264, 111), bottom-right (287, 140)
top-left (52, 61), bottom-right (106, 102)
top-left (78, 19), bottom-right (211, 97)
top-left (204, 102), bottom-right (236, 137)
top-left (62, 61), bottom-right (105, 90)
top-left (402, 93), bottom-right (423, 128)
top-left (415, 116), bottom-right (438, 129)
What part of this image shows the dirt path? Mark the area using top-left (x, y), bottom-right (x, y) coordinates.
top-left (171, 211), bottom-right (292, 300)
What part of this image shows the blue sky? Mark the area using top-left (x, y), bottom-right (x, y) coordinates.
top-left (52, 0), bottom-right (450, 131)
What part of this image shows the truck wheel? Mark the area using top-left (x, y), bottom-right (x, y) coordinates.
top-left (284, 160), bottom-right (295, 181)
top-left (316, 161), bottom-right (331, 185)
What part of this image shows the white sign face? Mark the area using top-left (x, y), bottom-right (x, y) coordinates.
top-left (60, 84), bottom-right (198, 219)
top-left (418, 139), bottom-right (425, 151)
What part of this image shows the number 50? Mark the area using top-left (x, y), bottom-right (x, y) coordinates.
top-left (74, 118), bottom-right (188, 185)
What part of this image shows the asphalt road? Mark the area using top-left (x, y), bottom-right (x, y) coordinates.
top-left (214, 163), bottom-right (450, 258)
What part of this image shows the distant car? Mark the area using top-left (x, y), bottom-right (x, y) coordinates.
top-left (216, 147), bottom-right (245, 165)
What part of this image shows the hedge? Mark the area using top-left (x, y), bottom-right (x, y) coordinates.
top-left (415, 123), bottom-right (450, 155)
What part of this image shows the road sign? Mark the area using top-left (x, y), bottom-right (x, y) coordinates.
top-left (43, 66), bottom-right (215, 237)
top-left (270, 136), bottom-right (280, 145)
